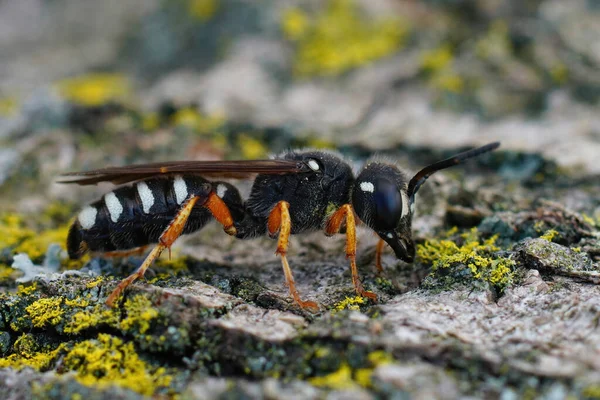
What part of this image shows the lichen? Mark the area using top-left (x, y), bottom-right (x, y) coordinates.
top-left (171, 107), bottom-right (225, 134)
top-left (308, 350), bottom-right (394, 389)
top-left (26, 297), bottom-right (64, 328)
top-left (119, 295), bottom-right (159, 334)
top-left (282, 0), bottom-right (408, 77)
top-left (539, 229), bottom-right (559, 242)
top-left (62, 334), bottom-right (173, 396)
top-left (55, 73), bottom-right (130, 106)
top-left (417, 227), bottom-right (516, 290)
top-left (237, 133), bottom-right (268, 159)
top-left (63, 305), bottom-right (118, 335)
top-left (332, 296), bottom-right (367, 313)
top-left (0, 333), bottom-right (64, 371)
top-left (188, 0), bottom-right (219, 21)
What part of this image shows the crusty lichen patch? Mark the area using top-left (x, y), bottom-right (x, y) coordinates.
top-left (63, 333), bottom-right (173, 396)
top-left (417, 227), bottom-right (516, 290)
top-left (282, 0), bottom-right (408, 77)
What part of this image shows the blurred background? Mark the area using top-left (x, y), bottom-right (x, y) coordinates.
top-left (0, 0), bottom-right (599, 213)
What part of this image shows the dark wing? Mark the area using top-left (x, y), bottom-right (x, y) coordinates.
top-left (407, 142), bottom-right (500, 201)
top-left (58, 159), bottom-right (309, 186)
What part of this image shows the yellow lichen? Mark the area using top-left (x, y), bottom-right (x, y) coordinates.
top-left (417, 228), bottom-right (515, 288)
top-left (0, 263), bottom-right (16, 283)
top-left (421, 45), bottom-right (454, 72)
top-left (63, 333), bottom-right (172, 396)
top-left (17, 282), bottom-right (38, 295)
top-left (237, 134), bottom-right (268, 159)
top-left (332, 296), bottom-right (366, 313)
top-left (56, 73), bottom-right (130, 107)
top-left (283, 0), bottom-right (408, 77)
top-left (119, 295), bottom-right (159, 334)
top-left (309, 362), bottom-right (356, 390)
top-left (141, 112), bottom-right (160, 131)
top-left (282, 8), bottom-right (310, 40)
top-left (171, 107), bottom-right (225, 134)
top-left (188, 0), bottom-right (218, 21)
top-left (0, 334), bottom-right (64, 371)
top-left (64, 305), bottom-right (118, 335)
top-left (539, 229), bottom-right (559, 242)
top-left (0, 213), bottom-right (71, 261)
top-left (26, 297), bottom-right (64, 328)
top-left (309, 350), bottom-right (393, 390)
top-left (0, 96), bottom-right (18, 117)
top-left (85, 276), bottom-right (104, 289)
top-left (475, 20), bottom-right (512, 62)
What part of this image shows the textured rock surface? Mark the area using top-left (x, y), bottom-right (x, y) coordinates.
top-left (1, 0), bottom-right (600, 399)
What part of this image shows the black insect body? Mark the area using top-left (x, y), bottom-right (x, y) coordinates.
top-left (60, 142), bottom-right (500, 309)
top-left (67, 177), bottom-right (244, 259)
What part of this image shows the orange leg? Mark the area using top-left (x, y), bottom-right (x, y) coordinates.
top-left (325, 205), bottom-right (377, 301)
top-left (375, 238), bottom-right (385, 274)
top-left (102, 246), bottom-right (149, 258)
top-left (105, 196), bottom-right (200, 307)
top-left (204, 192), bottom-right (237, 236)
top-left (267, 201), bottom-right (319, 311)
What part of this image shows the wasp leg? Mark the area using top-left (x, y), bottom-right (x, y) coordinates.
top-left (375, 238), bottom-right (385, 274)
top-left (267, 201), bottom-right (319, 311)
top-left (101, 246), bottom-right (149, 258)
top-left (106, 195), bottom-right (201, 307)
top-left (325, 205), bottom-right (377, 301)
top-left (205, 192), bottom-right (237, 236)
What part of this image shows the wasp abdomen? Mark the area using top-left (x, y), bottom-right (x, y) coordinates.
top-left (67, 175), bottom-right (214, 259)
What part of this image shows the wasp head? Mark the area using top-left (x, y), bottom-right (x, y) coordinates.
top-left (352, 163), bottom-right (415, 263)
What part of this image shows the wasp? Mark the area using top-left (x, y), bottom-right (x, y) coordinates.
top-left (60, 142), bottom-right (500, 310)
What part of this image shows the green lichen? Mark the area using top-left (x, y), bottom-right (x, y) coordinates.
top-left (282, 0), bottom-right (408, 77)
top-left (417, 227), bottom-right (516, 290)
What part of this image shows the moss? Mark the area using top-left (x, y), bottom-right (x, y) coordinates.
top-left (55, 73), bottom-right (130, 107)
top-left (85, 276), bottom-right (104, 289)
top-left (26, 297), bottom-right (64, 328)
top-left (417, 227), bottom-right (515, 290)
top-left (282, 0), bottom-right (408, 77)
top-left (63, 333), bottom-right (173, 396)
top-left (332, 296), bottom-right (367, 313)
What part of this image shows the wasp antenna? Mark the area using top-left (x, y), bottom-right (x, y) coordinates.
top-left (407, 142), bottom-right (500, 202)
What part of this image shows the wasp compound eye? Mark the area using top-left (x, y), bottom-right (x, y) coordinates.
top-left (372, 178), bottom-right (403, 231)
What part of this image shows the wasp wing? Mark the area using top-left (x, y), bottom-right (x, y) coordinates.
top-left (58, 159), bottom-right (309, 186)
